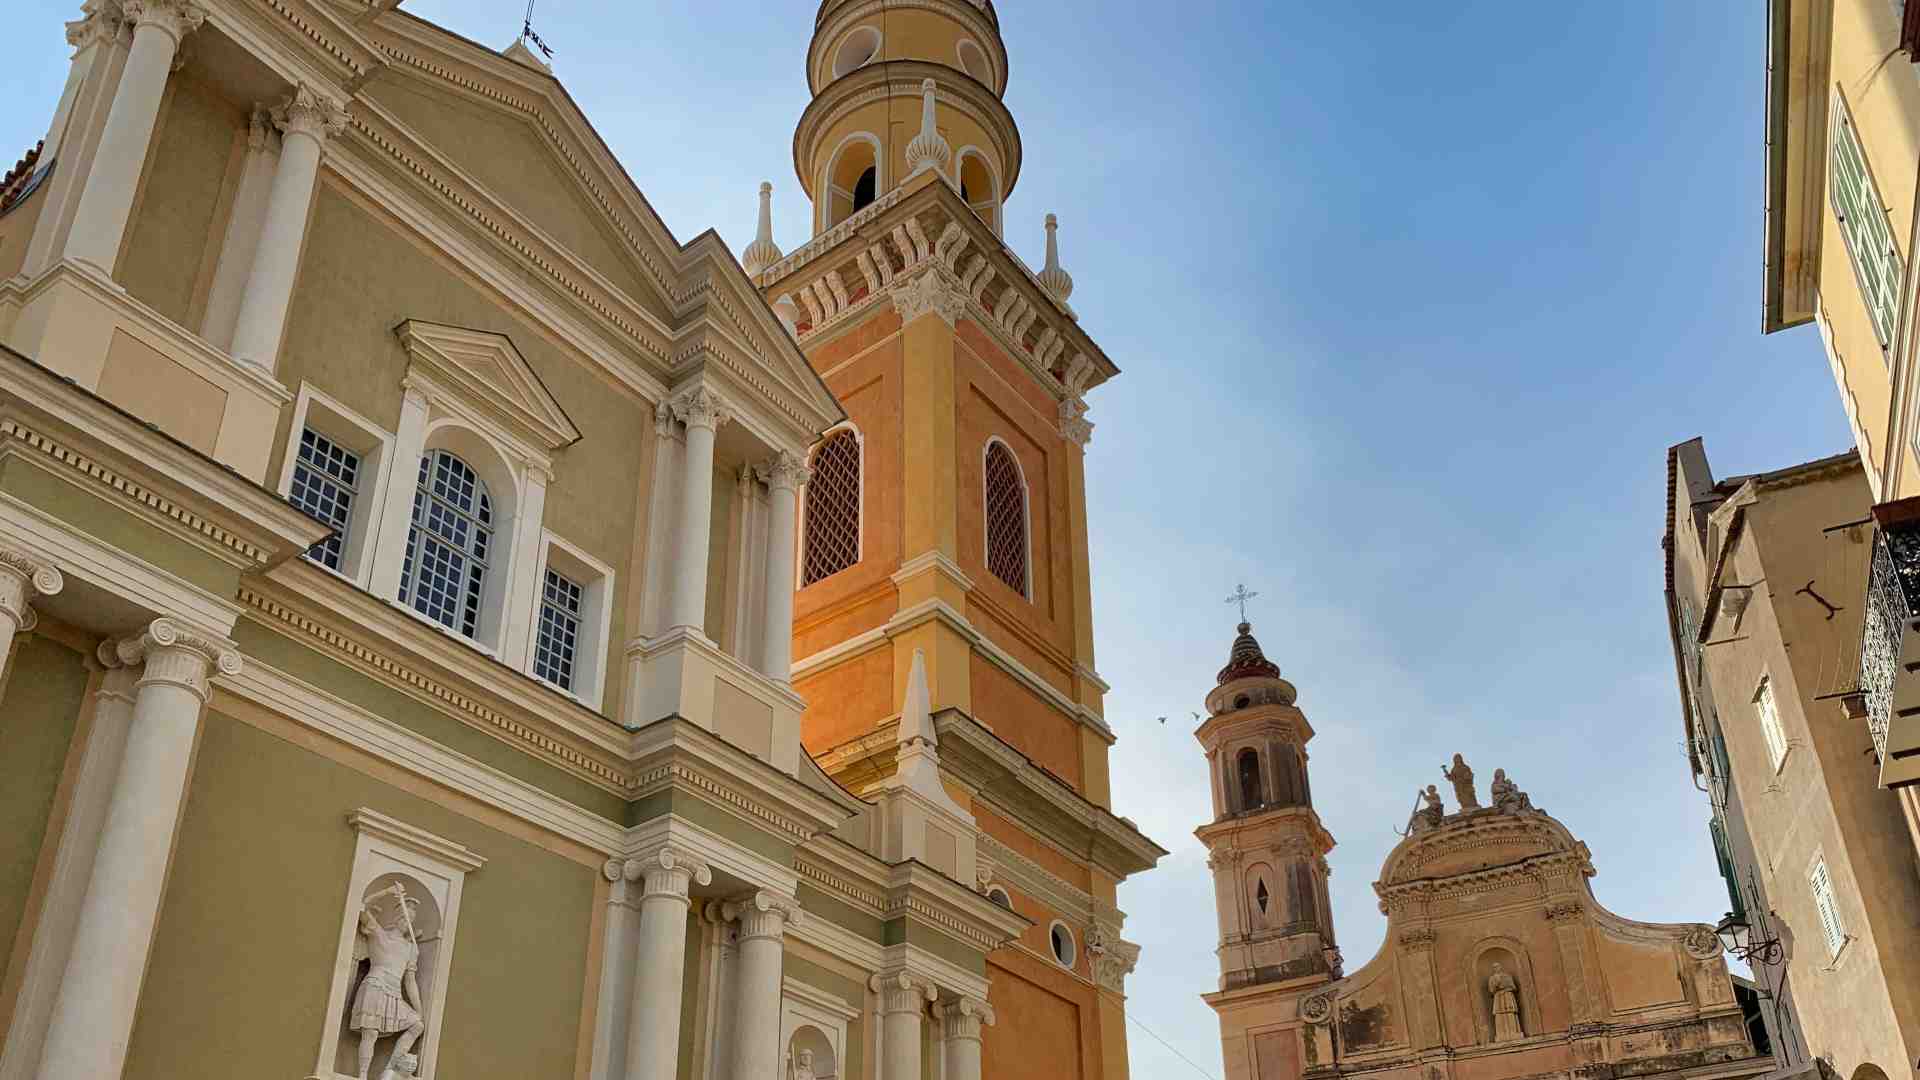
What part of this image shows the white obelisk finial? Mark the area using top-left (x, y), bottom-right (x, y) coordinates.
top-left (1037, 212), bottom-right (1074, 303)
top-left (905, 78), bottom-right (952, 179)
top-left (741, 181), bottom-right (783, 275)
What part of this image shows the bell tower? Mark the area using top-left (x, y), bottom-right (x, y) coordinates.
top-left (1195, 621), bottom-right (1340, 991)
top-left (796, 0), bottom-right (1019, 235)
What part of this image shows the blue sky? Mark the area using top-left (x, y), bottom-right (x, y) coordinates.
top-left (0, 2), bottom-right (1852, 1076)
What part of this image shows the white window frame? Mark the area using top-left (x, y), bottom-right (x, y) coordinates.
top-left (1048, 919), bottom-right (1077, 969)
top-left (278, 383), bottom-right (397, 588)
top-left (1808, 854), bottom-right (1849, 960)
top-left (780, 976), bottom-right (858, 1080)
top-left (529, 530), bottom-right (615, 710)
top-left (797, 421), bottom-right (864, 588)
top-left (1755, 674), bottom-right (1790, 772)
top-left (981, 436), bottom-right (1033, 600)
top-left (1829, 91), bottom-right (1905, 354)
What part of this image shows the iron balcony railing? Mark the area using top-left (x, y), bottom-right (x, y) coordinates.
top-left (1863, 513), bottom-right (1920, 760)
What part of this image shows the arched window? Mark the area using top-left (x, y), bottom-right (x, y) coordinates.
top-left (852, 166), bottom-right (876, 214)
top-left (957, 149), bottom-right (999, 233)
top-left (400, 450), bottom-right (494, 639)
top-left (983, 440), bottom-right (1028, 596)
top-left (1236, 748), bottom-right (1263, 811)
top-left (823, 135), bottom-right (881, 229)
top-left (803, 429), bottom-right (861, 585)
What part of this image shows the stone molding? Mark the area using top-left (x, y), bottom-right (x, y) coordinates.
top-left (1681, 924), bottom-right (1722, 959)
top-left (348, 807), bottom-right (486, 871)
top-left (1058, 396), bottom-right (1093, 447)
top-left (122, 0), bottom-right (205, 47)
top-left (871, 970), bottom-right (938, 1016)
top-left (889, 266), bottom-right (968, 327)
top-left (100, 618), bottom-right (241, 703)
top-left (935, 996), bottom-right (994, 1040)
top-left (1085, 924), bottom-right (1140, 993)
top-left (1300, 990), bottom-right (1334, 1024)
top-left (272, 82), bottom-right (349, 143)
top-left (1398, 927), bottom-right (1437, 951)
top-left (0, 548), bottom-right (63, 624)
top-left (1545, 900), bottom-right (1586, 924)
top-left (66, 0), bottom-right (130, 52)
top-left (724, 889), bottom-right (803, 943)
top-left (754, 451), bottom-right (811, 493)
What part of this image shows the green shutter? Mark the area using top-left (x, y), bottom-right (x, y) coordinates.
top-left (1709, 816), bottom-right (1746, 919)
top-left (1830, 93), bottom-right (1905, 351)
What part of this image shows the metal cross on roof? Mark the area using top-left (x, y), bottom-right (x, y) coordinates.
top-left (1225, 584), bottom-right (1259, 623)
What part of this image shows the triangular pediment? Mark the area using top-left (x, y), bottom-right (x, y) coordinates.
top-left (396, 320), bottom-right (580, 451)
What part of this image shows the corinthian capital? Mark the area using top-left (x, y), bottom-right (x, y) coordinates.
top-left (723, 889), bottom-right (801, 942)
top-left (755, 450), bottom-right (811, 493)
top-left (66, 0), bottom-right (130, 52)
top-left (120, 0), bottom-right (205, 46)
top-left (671, 385), bottom-right (732, 432)
top-left (890, 269), bottom-right (967, 327)
top-left (101, 617), bottom-right (241, 702)
top-left (272, 83), bottom-right (350, 142)
top-left (0, 549), bottom-right (65, 625)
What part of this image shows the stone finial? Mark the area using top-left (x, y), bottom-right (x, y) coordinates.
top-left (741, 181), bottom-right (783, 275)
top-left (900, 648), bottom-right (936, 755)
top-left (1037, 212), bottom-right (1074, 303)
top-left (904, 78), bottom-right (952, 179)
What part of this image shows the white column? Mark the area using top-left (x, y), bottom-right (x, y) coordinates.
top-left (61, 0), bottom-right (204, 274)
top-left (228, 84), bottom-right (346, 373)
top-left (368, 383), bottom-right (431, 600)
top-left (36, 618), bottom-right (239, 1080)
top-left (200, 108), bottom-right (277, 349)
top-left (0, 550), bottom-right (64, 683)
top-left (624, 848), bottom-right (711, 1080)
top-left (499, 465), bottom-right (552, 664)
top-left (937, 997), bottom-right (993, 1080)
top-left (668, 386), bottom-right (729, 633)
top-left (23, 4), bottom-right (132, 279)
top-left (873, 972), bottom-right (936, 1080)
top-left (726, 890), bottom-right (800, 1080)
top-left (754, 452), bottom-right (807, 682)
top-left (588, 860), bottom-right (644, 1080)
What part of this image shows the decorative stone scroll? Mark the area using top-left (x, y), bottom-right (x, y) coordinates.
top-left (889, 268), bottom-right (968, 327)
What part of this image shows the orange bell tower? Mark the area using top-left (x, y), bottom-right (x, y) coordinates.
top-left (744, 3), bottom-right (1164, 1078)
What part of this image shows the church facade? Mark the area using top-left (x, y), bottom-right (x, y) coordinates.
top-left (0, 2), bottom-right (1155, 1079)
top-left (1194, 624), bottom-right (1772, 1080)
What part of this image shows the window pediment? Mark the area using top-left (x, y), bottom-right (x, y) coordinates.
top-left (396, 319), bottom-right (580, 456)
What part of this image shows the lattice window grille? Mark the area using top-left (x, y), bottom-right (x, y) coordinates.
top-left (803, 430), bottom-right (861, 585)
top-left (534, 566), bottom-right (583, 690)
top-left (399, 450), bottom-right (494, 639)
top-left (984, 441), bottom-right (1028, 596)
top-left (290, 428), bottom-right (360, 572)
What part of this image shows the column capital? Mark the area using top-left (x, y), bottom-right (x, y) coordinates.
top-left (271, 83), bottom-right (349, 143)
top-left (871, 970), bottom-right (938, 1015)
top-left (1057, 396), bottom-right (1093, 448)
top-left (890, 268), bottom-right (967, 327)
top-left (653, 398), bottom-right (677, 437)
top-left (66, 0), bottom-right (130, 53)
top-left (100, 617), bottom-right (241, 702)
top-left (724, 889), bottom-right (801, 942)
top-left (629, 844), bottom-right (712, 900)
top-left (0, 548), bottom-right (65, 622)
top-left (246, 105), bottom-right (271, 152)
top-left (670, 384), bottom-right (732, 432)
top-left (754, 450), bottom-right (811, 493)
top-left (121, 0), bottom-right (205, 48)
top-left (1085, 923), bottom-right (1141, 994)
top-left (935, 995), bottom-right (995, 1039)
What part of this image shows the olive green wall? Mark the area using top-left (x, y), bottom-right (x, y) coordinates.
top-left (0, 457), bottom-right (238, 599)
top-left (0, 634), bottom-right (89, 983)
top-left (125, 708), bottom-right (595, 1080)
top-left (361, 74), bottom-right (670, 322)
top-left (785, 953), bottom-right (867, 1080)
top-left (275, 180), bottom-right (649, 721)
top-left (120, 73), bottom-right (238, 327)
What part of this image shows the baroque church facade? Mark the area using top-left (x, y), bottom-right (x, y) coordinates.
top-left (0, 2), bottom-right (1157, 1080)
top-left (1193, 623), bottom-right (1774, 1080)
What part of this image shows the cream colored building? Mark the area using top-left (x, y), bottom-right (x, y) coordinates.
top-left (1663, 440), bottom-right (1920, 1080)
top-left (0, 2), bottom-right (1155, 1079)
top-left (1195, 624), bottom-right (1770, 1080)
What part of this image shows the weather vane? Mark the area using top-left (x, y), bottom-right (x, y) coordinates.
top-left (519, 0), bottom-right (554, 58)
top-left (1225, 583), bottom-right (1258, 623)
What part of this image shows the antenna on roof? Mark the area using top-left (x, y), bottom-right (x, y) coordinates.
top-left (519, 0), bottom-right (554, 58)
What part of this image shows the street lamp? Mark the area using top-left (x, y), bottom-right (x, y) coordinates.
top-left (1714, 912), bottom-right (1750, 956)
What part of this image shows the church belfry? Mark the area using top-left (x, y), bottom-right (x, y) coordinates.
top-left (1196, 621), bottom-right (1340, 991)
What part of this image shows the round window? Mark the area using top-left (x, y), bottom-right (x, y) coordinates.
top-left (1234, 694), bottom-right (1251, 710)
top-left (832, 26), bottom-right (881, 79)
top-left (1049, 921), bottom-right (1076, 968)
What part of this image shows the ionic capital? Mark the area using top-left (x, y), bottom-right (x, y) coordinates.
top-left (935, 996), bottom-right (994, 1041)
top-left (100, 617), bottom-right (241, 702)
top-left (724, 889), bottom-right (801, 942)
top-left (670, 385), bottom-right (732, 433)
top-left (870, 970), bottom-right (938, 1016)
top-left (271, 83), bottom-right (350, 144)
top-left (120, 0), bottom-right (205, 48)
top-left (0, 549), bottom-right (64, 624)
top-left (631, 844), bottom-right (712, 901)
top-left (754, 450), bottom-right (811, 493)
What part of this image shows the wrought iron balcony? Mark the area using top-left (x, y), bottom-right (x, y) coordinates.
top-left (1863, 500), bottom-right (1920, 780)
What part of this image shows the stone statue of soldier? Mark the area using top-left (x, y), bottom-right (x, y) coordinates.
top-left (352, 884), bottom-right (427, 1080)
top-left (1488, 961), bottom-right (1522, 1041)
top-left (1408, 784), bottom-right (1445, 834)
top-left (1443, 753), bottom-right (1480, 810)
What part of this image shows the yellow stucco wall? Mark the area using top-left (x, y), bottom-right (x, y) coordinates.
top-left (118, 72), bottom-right (241, 329)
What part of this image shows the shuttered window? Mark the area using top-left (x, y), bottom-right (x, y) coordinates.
top-left (1755, 676), bottom-right (1789, 771)
top-left (983, 440), bottom-right (1029, 596)
top-left (1830, 93), bottom-right (1904, 353)
top-left (1709, 816), bottom-right (1745, 920)
top-left (1810, 858), bottom-right (1847, 958)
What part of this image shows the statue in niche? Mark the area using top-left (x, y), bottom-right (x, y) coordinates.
top-left (792, 1048), bottom-right (817, 1080)
top-left (1488, 961), bottom-right (1523, 1042)
top-left (1407, 785), bottom-right (1445, 835)
top-left (352, 882), bottom-right (427, 1079)
top-left (1443, 753), bottom-right (1480, 810)
top-left (1490, 769), bottom-right (1533, 813)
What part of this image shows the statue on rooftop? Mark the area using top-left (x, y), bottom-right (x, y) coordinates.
top-left (1408, 785), bottom-right (1445, 835)
top-left (1443, 753), bottom-right (1480, 811)
top-left (1490, 768), bottom-right (1533, 814)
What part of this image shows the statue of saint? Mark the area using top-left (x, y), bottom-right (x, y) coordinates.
top-left (352, 885), bottom-right (427, 1080)
top-left (1408, 785), bottom-right (1445, 834)
top-left (1490, 768), bottom-right (1532, 813)
top-left (792, 1048), bottom-right (817, 1080)
top-left (1443, 753), bottom-right (1480, 810)
top-left (1488, 961), bottom-right (1522, 1041)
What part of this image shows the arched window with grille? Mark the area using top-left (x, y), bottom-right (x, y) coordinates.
top-left (399, 449), bottom-right (494, 639)
top-left (803, 428), bottom-right (861, 586)
top-left (983, 439), bottom-right (1029, 597)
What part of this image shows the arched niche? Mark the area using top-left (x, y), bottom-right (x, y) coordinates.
top-left (1245, 861), bottom-right (1276, 931)
top-left (1466, 937), bottom-right (1541, 1045)
top-left (789, 1023), bottom-right (838, 1078)
top-left (1235, 747), bottom-right (1263, 812)
top-left (821, 133), bottom-right (883, 230)
top-left (333, 872), bottom-right (446, 1078)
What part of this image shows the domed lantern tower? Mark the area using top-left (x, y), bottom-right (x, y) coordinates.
top-left (797, 0), bottom-right (1020, 235)
top-left (1195, 621), bottom-right (1340, 992)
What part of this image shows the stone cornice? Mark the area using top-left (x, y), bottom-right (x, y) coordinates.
top-left (883, 860), bottom-right (1030, 955)
top-left (0, 349), bottom-right (327, 571)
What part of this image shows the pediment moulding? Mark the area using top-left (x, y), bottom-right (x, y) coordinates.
top-left (397, 319), bottom-right (581, 457)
